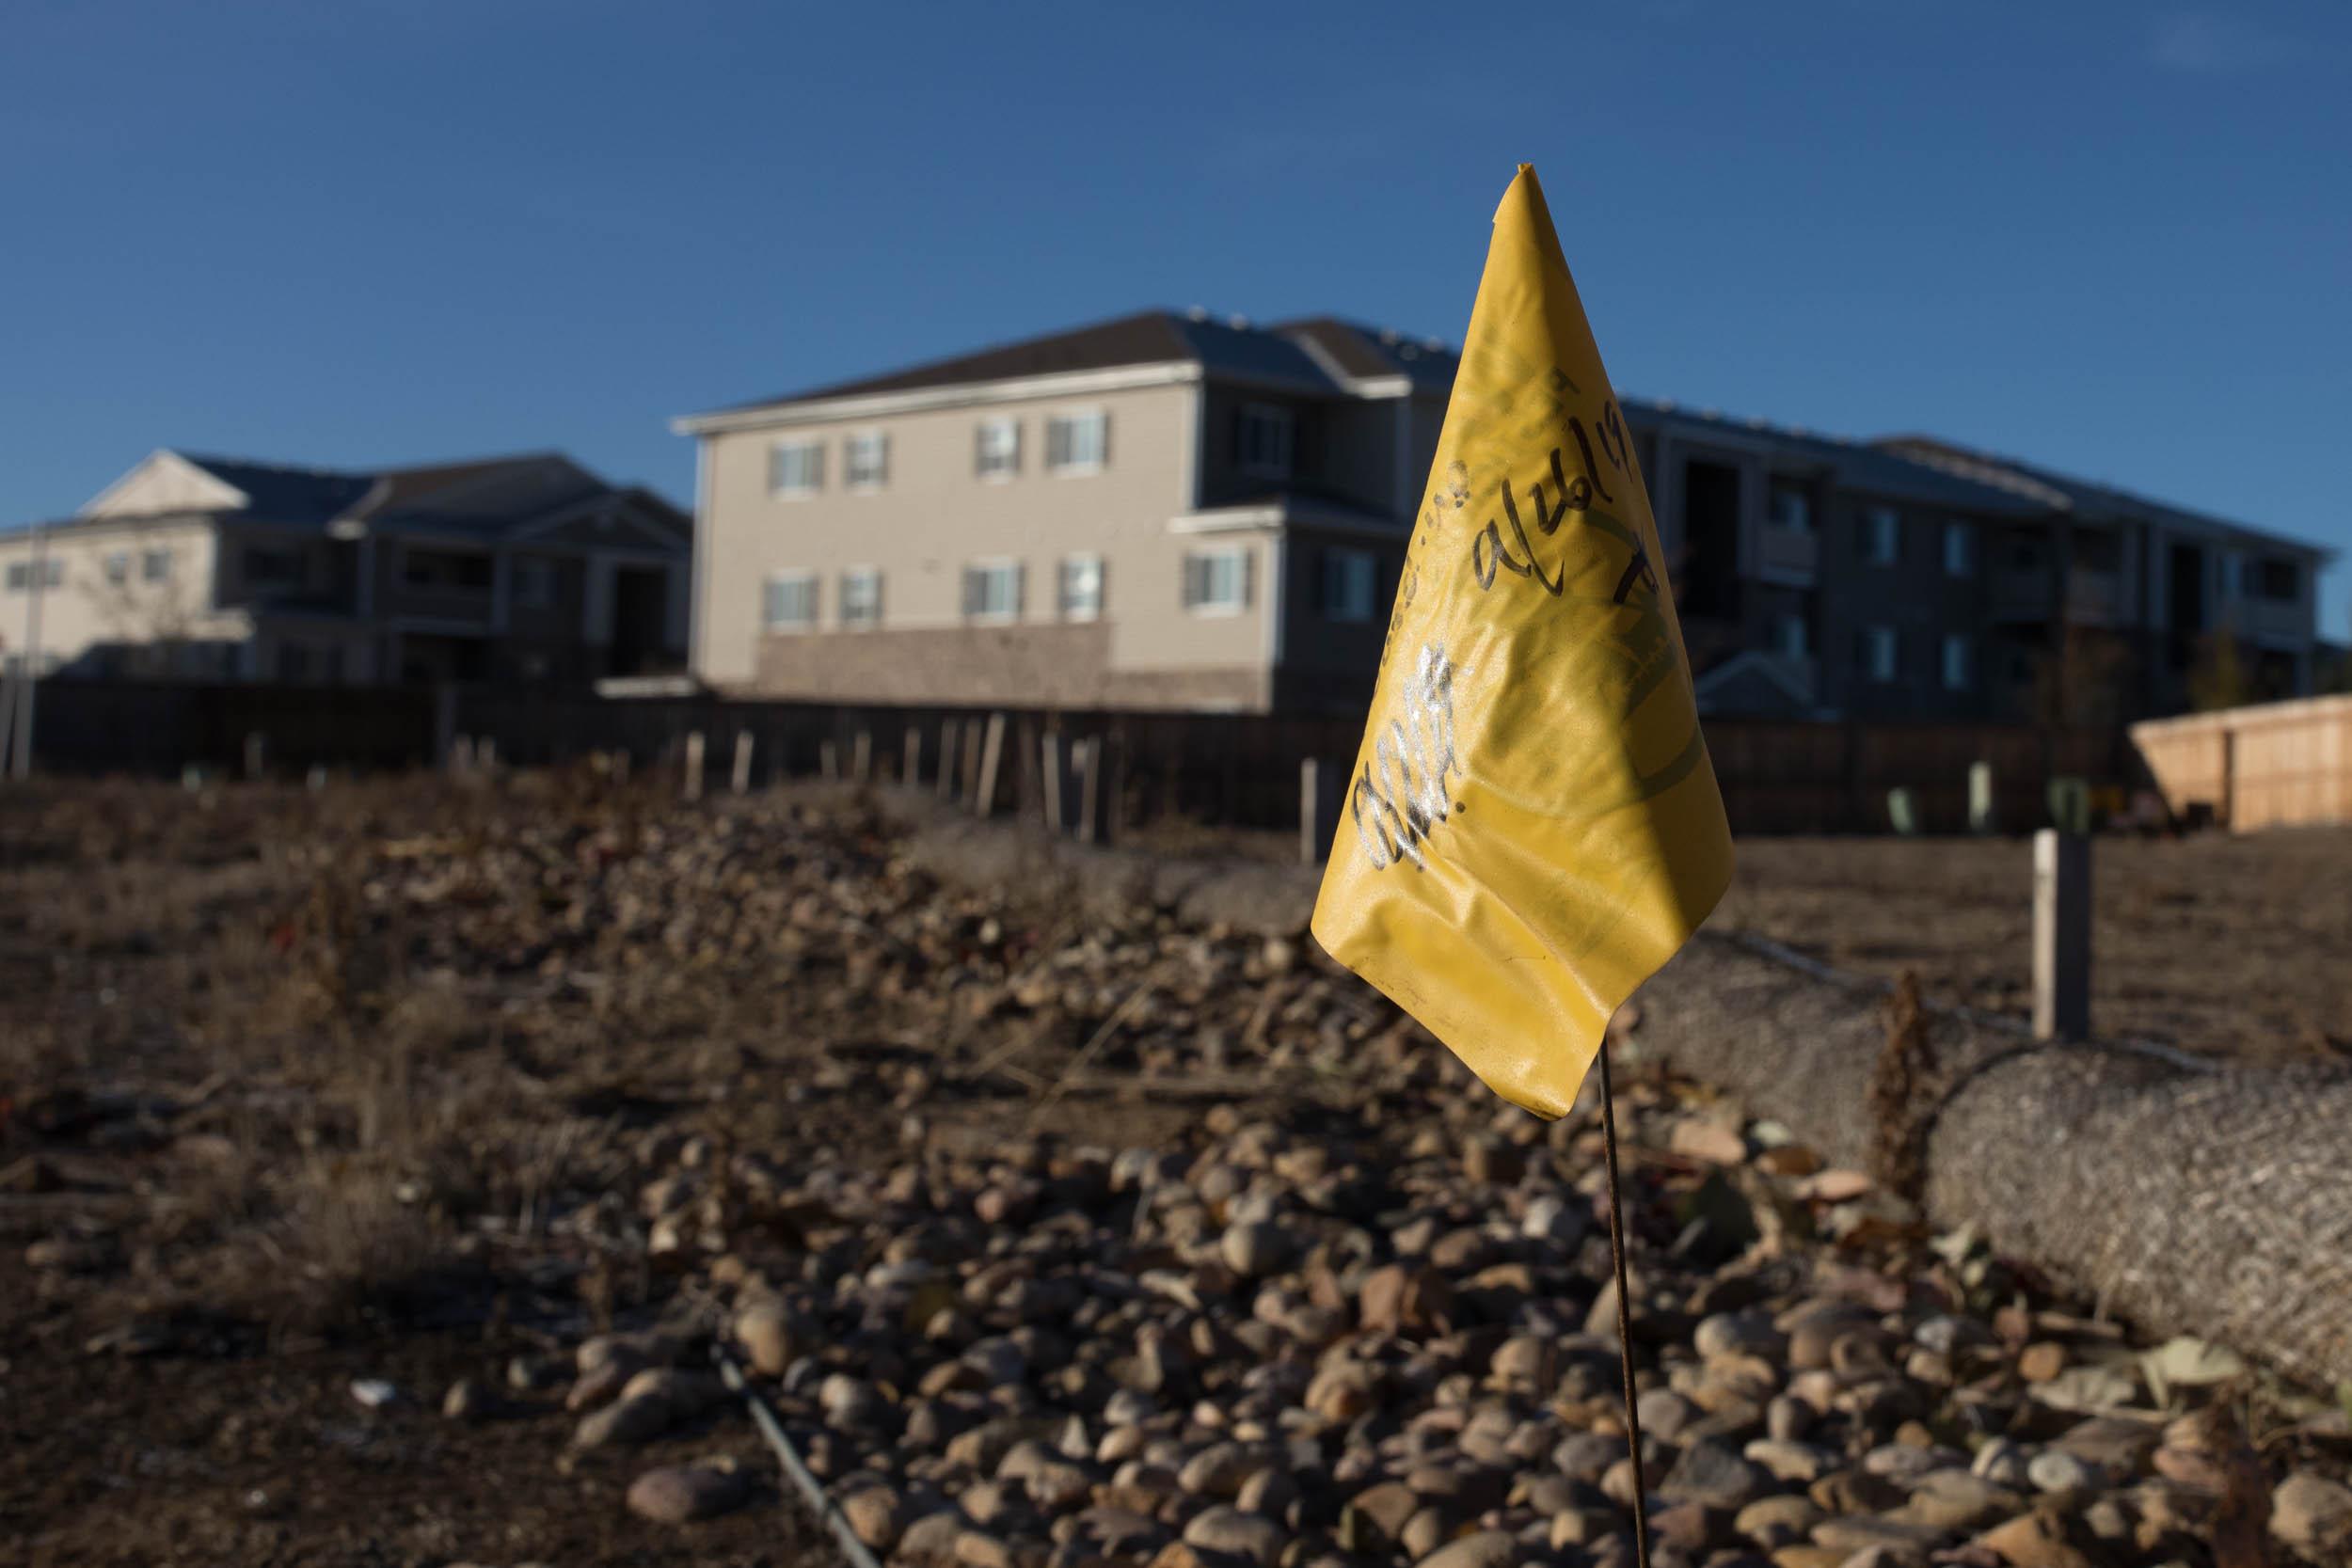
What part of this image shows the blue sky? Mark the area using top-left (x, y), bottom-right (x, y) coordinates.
top-left (5, 2), bottom-right (2347, 634)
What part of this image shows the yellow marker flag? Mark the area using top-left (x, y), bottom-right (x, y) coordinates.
top-left (1310, 165), bottom-right (1734, 1118)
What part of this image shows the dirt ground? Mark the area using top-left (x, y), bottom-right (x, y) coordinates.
top-left (4, 775), bottom-right (2347, 1565)
top-left (1714, 832), bottom-right (2352, 1063)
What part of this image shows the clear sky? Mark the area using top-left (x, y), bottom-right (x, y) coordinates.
top-left (6, 3), bottom-right (2347, 635)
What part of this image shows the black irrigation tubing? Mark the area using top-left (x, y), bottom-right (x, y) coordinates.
top-left (712, 1347), bottom-right (885, 1568)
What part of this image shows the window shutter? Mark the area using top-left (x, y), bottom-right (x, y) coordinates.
top-left (1182, 555), bottom-right (1200, 609)
top-left (1013, 562), bottom-right (1026, 617)
top-left (961, 568), bottom-right (978, 617)
top-left (1240, 547), bottom-right (1255, 608)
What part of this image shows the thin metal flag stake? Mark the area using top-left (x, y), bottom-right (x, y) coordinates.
top-left (1597, 1037), bottom-right (1652, 1568)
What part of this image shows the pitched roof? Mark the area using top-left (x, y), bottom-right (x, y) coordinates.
top-left (176, 454), bottom-right (377, 525)
top-left (1875, 436), bottom-right (2332, 556)
top-left (1273, 317), bottom-right (1460, 392)
top-left (706, 309), bottom-right (1363, 417)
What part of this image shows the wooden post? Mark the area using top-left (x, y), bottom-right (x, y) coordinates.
top-left (1041, 734), bottom-right (1065, 832)
top-left (0, 673), bottom-right (19, 781)
top-left (450, 735), bottom-right (473, 776)
top-left (683, 730), bottom-right (706, 801)
top-left (1075, 738), bottom-right (1102, 845)
top-left (937, 720), bottom-right (960, 800)
top-left (852, 729), bottom-right (872, 784)
top-left (2032, 829), bottom-right (2091, 1042)
top-left (1102, 734), bottom-right (1124, 846)
top-left (960, 721), bottom-right (985, 811)
top-left (1887, 786), bottom-right (1918, 836)
top-left (244, 731), bottom-right (266, 780)
top-left (612, 748), bottom-right (630, 786)
top-left (732, 729), bottom-right (755, 795)
top-left (819, 738), bottom-right (839, 781)
top-left (973, 712), bottom-right (1007, 817)
top-left (1968, 761), bottom-right (1996, 835)
top-left (478, 736), bottom-right (497, 772)
top-left (903, 726), bottom-right (923, 787)
top-left (307, 764), bottom-right (327, 791)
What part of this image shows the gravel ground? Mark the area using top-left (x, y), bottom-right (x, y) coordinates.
top-left (4, 775), bottom-right (2349, 1568)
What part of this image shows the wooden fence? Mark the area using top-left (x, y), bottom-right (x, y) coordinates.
top-left (15, 677), bottom-right (2134, 838)
top-left (2131, 694), bottom-right (2352, 831)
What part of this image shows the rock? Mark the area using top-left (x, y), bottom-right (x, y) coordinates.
top-left (1972, 1509), bottom-right (2099, 1568)
top-left (1733, 1494), bottom-right (1822, 1548)
top-left (1220, 1221), bottom-right (1294, 1280)
top-left (1650, 1499), bottom-right (1732, 1555)
top-left (735, 1302), bottom-right (794, 1375)
top-left (1305, 1362), bottom-right (1378, 1422)
top-left (1341, 1481), bottom-right (1422, 1550)
top-left (574, 1391), bottom-right (672, 1448)
top-left (349, 1378), bottom-right (398, 1409)
top-left (2025, 1449), bottom-right (2100, 1496)
top-left (627, 1463), bottom-right (747, 1524)
top-left (1182, 1505), bottom-right (1285, 1566)
top-left (1743, 1439), bottom-right (1829, 1483)
top-left (1522, 1193), bottom-right (1587, 1247)
top-left (1670, 1117), bottom-right (1748, 1165)
top-left (1970, 1439), bottom-right (2032, 1489)
top-left (1658, 1439), bottom-right (1770, 1510)
top-left (1461, 1138), bottom-right (1524, 1187)
top-left (1235, 1467), bottom-right (1297, 1519)
top-left (1696, 1310), bottom-right (1785, 1361)
top-left (841, 1485), bottom-right (908, 1549)
top-left (1178, 1441), bottom-right (1257, 1497)
top-left (1894, 1469), bottom-right (2021, 1533)
top-left (1411, 1528), bottom-right (1518, 1568)
top-left (441, 1377), bottom-right (496, 1421)
top-left (2016, 1343), bottom-right (2066, 1383)
top-left (2272, 1472), bottom-right (2352, 1556)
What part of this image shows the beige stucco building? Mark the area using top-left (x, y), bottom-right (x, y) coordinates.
top-left (679, 308), bottom-right (2331, 721)
top-left (675, 311), bottom-right (1446, 712)
top-left (0, 450), bottom-right (691, 684)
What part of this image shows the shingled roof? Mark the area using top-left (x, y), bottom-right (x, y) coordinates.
top-left (699, 309), bottom-right (1445, 417)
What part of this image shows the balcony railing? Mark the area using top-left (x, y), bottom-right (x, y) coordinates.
top-left (1992, 565), bottom-right (2122, 626)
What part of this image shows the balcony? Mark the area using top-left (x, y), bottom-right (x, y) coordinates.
top-left (1754, 522), bottom-right (1817, 586)
top-left (1992, 565), bottom-right (2122, 626)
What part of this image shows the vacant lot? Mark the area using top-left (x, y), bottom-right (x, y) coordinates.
top-left (1715, 832), bottom-right (2352, 1063)
top-left (5, 777), bottom-right (2348, 1567)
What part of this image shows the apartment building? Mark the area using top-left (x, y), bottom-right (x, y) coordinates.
top-left (0, 450), bottom-right (690, 685)
top-left (677, 309), bottom-right (2330, 720)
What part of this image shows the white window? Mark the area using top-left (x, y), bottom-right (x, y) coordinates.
top-left (1774, 612), bottom-right (1809, 658)
top-left (962, 561), bottom-right (1024, 621)
top-left (1058, 554), bottom-right (1104, 621)
top-left (514, 557), bottom-right (558, 610)
top-left (1321, 546), bottom-right (1376, 623)
top-left (845, 432), bottom-right (889, 491)
top-left (11, 557), bottom-right (65, 590)
top-left (769, 439), bottom-right (824, 498)
top-left (104, 551), bottom-right (130, 585)
top-left (1942, 521), bottom-right (1976, 578)
top-left (142, 548), bottom-right (172, 582)
top-left (1942, 632), bottom-right (1974, 690)
top-left (1045, 411), bottom-right (1108, 474)
top-left (1239, 404), bottom-right (1294, 478)
top-left (1767, 482), bottom-right (1813, 533)
top-left (976, 418), bottom-right (1021, 479)
top-left (1184, 546), bottom-right (1252, 614)
top-left (839, 567), bottom-right (882, 627)
top-left (763, 572), bottom-right (817, 630)
top-left (1862, 506), bottom-right (1900, 566)
top-left (1862, 625), bottom-right (1899, 682)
